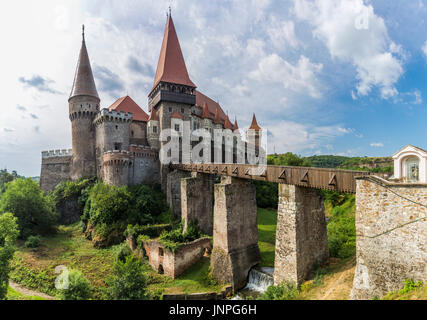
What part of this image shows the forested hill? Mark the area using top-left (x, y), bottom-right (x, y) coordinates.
top-left (268, 154), bottom-right (393, 173)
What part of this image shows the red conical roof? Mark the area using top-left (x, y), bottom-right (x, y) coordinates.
top-left (151, 15), bottom-right (196, 92)
top-left (70, 27), bottom-right (99, 100)
top-left (224, 116), bottom-right (233, 130)
top-left (213, 108), bottom-right (222, 125)
top-left (148, 108), bottom-right (159, 121)
top-left (234, 118), bottom-right (239, 131)
top-left (249, 114), bottom-right (261, 130)
top-left (202, 102), bottom-right (212, 119)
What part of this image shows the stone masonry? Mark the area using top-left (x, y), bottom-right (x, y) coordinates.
top-left (274, 184), bottom-right (329, 286)
top-left (181, 172), bottom-right (214, 235)
top-left (167, 170), bottom-right (191, 220)
top-left (351, 176), bottom-right (427, 300)
top-left (40, 150), bottom-right (73, 191)
top-left (210, 176), bottom-right (261, 291)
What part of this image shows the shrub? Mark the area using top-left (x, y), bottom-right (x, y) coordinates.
top-left (24, 235), bottom-right (41, 248)
top-left (124, 224), bottom-right (172, 239)
top-left (114, 242), bottom-right (133, 263)
top-left (0, 179), bottom-right (57, 239)
top-left (253, 181), bottom-right (278, 209)
top-left (326, 195), bottom-right (356, 259)
top-left (0, 213), bottom-right (19, 300)
top-left (158, 220), bottom-right (203, 252)
top-left (106, 255), bottom-right (148, 300)
top-left (127, 184), bottom-right (168, 225)
top-left (258, 282), bottom-right (301, 300)
top-left (57, 269), bottom-right (92, 300)
top-left (399, 279), bottom-right (423, 294)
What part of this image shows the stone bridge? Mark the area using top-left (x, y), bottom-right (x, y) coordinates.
top-left (167, 163), bottom-right (377, 292)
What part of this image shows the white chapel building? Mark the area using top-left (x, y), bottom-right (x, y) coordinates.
top-left (392, 145), bottom-right (427, 183)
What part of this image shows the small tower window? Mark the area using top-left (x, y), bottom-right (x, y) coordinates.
top-left (114, 143), bottom-right (122, 150)
top-left (115, 125), bottom-right (118, 130)
top-left (131, 131), bottom-right (134, 137)
top-left (153, 126), bottom-right (158, 133)
top-left (169, 107), bottom-right (172, 112)
top-left (175, 124), bottom-right (180, 132)
top-left (181, 108), bottom-right (184, 113)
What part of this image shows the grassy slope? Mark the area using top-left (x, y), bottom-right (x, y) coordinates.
top-left (6, 286), bottom-right (46, 300)
top-left (257, 208), bottom-right (277, 267)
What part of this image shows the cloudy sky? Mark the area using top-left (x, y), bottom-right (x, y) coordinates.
top-left (1, 0), bottom-right (427, 176)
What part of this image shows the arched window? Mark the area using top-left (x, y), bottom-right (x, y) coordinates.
top-left (405, 157), bottom-right (420, 182)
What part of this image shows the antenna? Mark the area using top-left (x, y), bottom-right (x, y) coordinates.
top-left (82, 24), bottom-right (85, 42)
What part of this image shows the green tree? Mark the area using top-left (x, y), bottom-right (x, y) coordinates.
top-left (106, 255), bottom-right (148, 300)
top-left (0, 213), bottom-right (19, 300)
top-left (0, 178), bottom-right (58, 239)
top-left (57, 269), bottom-right (92, 300)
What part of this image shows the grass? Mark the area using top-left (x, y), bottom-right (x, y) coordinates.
top-left (6, 286), bottom-right (46, 300)
top-left (10, 223), bottom-right (116, 299)
top-left (257, 208), bottom-right (277, 267)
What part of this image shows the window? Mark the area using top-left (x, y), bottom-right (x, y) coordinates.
top-left (406, 157), bottom-right (420, 182)
top-left (115, 125), bottom-right (118, 130)
top-left (159, 247), bottom-right (164, 257)
top-left (131, 131), bottom-right (134, 137)
top-left (169, 107), bottom-right (172, 112)
top-left (181, 108), bottom-right (184, 113)
top-left (114, 143), bottom-right (122, 150)
top-left (153, 126), bottom-right (158, 133)
top-left (175, 124), bottom-right (180, 132)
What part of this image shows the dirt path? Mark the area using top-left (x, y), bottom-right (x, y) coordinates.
top-left (9, 281), bottom-right (56, 300)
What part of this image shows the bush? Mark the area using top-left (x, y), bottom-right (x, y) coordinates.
top-left (326, 195), bottom-right (356, 259)
top-left (106, 255), bottom-right (148, 300)
top-left (124, 224), bottom-right (172, 239)
top-left (114, 242), bottom-right (132, 263)
top-left (0, 213), bottom-right (19, 300)
top-left (128, 184), bottom-right (168, 225)
top-left (0, 179), bottom-right (57, 239)
top-left (253, 181), bottom-right (278, 209)
top-left (57, 269), bottom-right (92, 300)
top-left (24, 235), bottom-right (41, 249)
top-left (258, 282), bottom-right (301, 300)
top-left (157, 220), bottom-right (203, 252)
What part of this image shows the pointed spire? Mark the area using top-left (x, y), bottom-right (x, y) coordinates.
top-left (148, 108), bottom-right (159, 121)
top-left (213, 108), bottom-right (222, 125)
top-left (69, 26), bottom-right (99, 101)
top-left (202, 102), bottom-right (212, 119)
top-left (151, 15), bottom-right (196, 93)
top-left (234, 118), bottom-right (239, 132)
top-left (224, 115), bottom-right (233, 130)
top-left (249, 114), bottom-right (261, 130)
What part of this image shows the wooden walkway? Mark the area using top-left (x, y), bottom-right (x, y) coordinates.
top-left (171, 163), bottom-right (378, 193)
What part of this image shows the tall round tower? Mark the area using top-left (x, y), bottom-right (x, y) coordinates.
top-left (68, 25), bottom-right (100, 180)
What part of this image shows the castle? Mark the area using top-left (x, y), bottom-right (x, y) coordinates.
top-left (40, 14), bottom-right (263, 191)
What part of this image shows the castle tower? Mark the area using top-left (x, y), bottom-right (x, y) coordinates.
top-left (69, 26), bottom-right (100, 180)
top-left (147, 108), bottom-right (160, 149)
top-left (149, 13), bottom-right (197, 190)
top-left (246, 114), bottom-right (262, 158)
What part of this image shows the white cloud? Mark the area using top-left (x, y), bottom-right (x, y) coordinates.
top-left (294, 0), bottom-right (404, 99)
top-left (267, 17), bottom-right (300, 49)
top-left (250, 54), bottom-right (323, 98)
top-left (423, 40), bottom-right (427, 60)
top-left (370, 142), bottom-right (384, 147)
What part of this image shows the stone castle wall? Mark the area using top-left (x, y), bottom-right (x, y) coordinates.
top-left (40, 150), bottom-right (72, 191)
top-left (351, 176), bottom-right (427, 300)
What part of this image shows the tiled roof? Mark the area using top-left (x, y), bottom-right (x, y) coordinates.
top-left (109, 96), bottom-right (149, 122)
top-left (151, 16), bottom-right (196, 91)
top-left (224, 116), bottom-right (233, 130)
top-left (196, 90), bottom-right (226, 121)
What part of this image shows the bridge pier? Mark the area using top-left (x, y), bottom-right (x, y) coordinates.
top-left (274, 184), bottom-right (329, 286)
top-left (210, 176), bottom-right (261, 291)
top-left (181, 172), bottom-right (214, 235)
top-left (167, 170), bottom-right (191, 220)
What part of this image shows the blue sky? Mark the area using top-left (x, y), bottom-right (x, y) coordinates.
top-left (1, 0), bottom-right (427, 176)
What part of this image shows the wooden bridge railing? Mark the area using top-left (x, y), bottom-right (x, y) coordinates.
top-left (171, 163), bottom-right (381, 193)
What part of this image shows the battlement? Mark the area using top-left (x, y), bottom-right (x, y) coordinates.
top-left (129, 144), bottom-right (158, 158)
top-left (94, 108), bottom-right (133, 126)
top-left (103, 150), bottom-right (132, 166)
top-left (42, 149), bottom-right (73, 158)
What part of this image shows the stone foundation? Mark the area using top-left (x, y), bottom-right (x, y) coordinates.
top-left (274, 184), bottom-right (329, 286)
top-left (143, 237), bottom-right (211, 279)
top-left (210, 176), bottom-right (261, 290)
top-left (181, 173), bottom-right (214, 235)
top-left (167, 170), bottom-right (191, 220)
top-left (351, 176), bottom-right (427, 300)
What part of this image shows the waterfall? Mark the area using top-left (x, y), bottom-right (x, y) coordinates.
top-left (232, 267), bottom-right (274, 300)
top-left (245, 268), bottom-right (274, 292)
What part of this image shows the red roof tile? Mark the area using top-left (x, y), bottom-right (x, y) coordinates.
top-left (151, 16), bottom-right (196, 92)
top-left (213, 108), bottom-right (222, 125)
top-left (202, 102), bottom-right (212, 119)
top-left (234, 119), bottom-right (239, 131)
top-left (109, 96), bottom-right (149, 122)
top-left (196, 90), bottom-right (226, 122)
top-left (171, 112), bottom-right (183, 120)
top-left (249, 114), bottom-right (261, 130)
top-left (224, 116), bottom-right (233, 130)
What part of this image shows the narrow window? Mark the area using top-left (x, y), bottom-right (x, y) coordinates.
top-left (153, 126), bottom-right (158, 133)
top-left (175, 124), bottom-right (180, 132)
